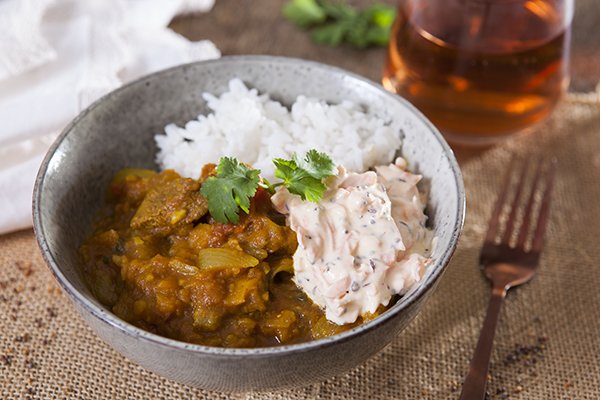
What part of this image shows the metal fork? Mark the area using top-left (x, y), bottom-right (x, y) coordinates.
top-left (459, 157), bottom-right (557, 400)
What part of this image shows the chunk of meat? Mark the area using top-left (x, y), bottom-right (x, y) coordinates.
top-left (187, 213), bottom-right (297, 260)
top-left (131, 170), bottom-right (208, 235)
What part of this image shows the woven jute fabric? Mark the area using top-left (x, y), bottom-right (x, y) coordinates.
top-left (1, 94), bottom-right (599, 399)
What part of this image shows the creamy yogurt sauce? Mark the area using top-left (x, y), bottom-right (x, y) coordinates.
top-left (271, 158), bottom-right (432, 325)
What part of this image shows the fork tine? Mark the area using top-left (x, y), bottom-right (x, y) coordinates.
top-left (531, 159), bottom-right (557, 253)
top-left (515, 159), bottom-right (543, 248)
top-left (501, 159), bottom-right (530, 244)
top-left (485, 156), bottom-right (516, 243)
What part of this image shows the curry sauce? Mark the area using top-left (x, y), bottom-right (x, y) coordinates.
top-left (79, 168), bottom-right (379, 347)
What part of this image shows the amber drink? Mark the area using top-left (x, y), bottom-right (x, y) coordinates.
top-left (383, 0), bottom-right (573, 144)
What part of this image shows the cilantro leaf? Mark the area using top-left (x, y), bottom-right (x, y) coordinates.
top-left (311, 22), bottom-right (347, 46)
top-left (283, 0), bottom-right (396, 48)
top-left (363, 4), bottom-right (395, 46)
top-left (273, 158), bottom-right (326, 202)
top-left (288, 176), bottom-right (327, 203)
top-left (366, 4), bottom-right (396, 28)
top-left (364, 25), bottom-right (391, 47)
top-left (293, 149), bottom-right (338, 179)
top-left (320, 2), bottom-right (356, 19)
top-left (199, 150), bottom-right (337, 223)
top-left (200, 157), bottom-right (260, 224)
top-left (346, 14), bottom-right (370, 48)
top-left (273, 150), bottom-right (337, 202)
top-left (282, 0), bottom-right (326, 28)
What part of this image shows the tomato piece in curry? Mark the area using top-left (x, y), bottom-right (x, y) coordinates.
top-left (80, 167), bottom-right (388, 348)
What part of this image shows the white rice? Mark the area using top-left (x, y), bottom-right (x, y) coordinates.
top-left (155, 78), bottom-right (402, 179)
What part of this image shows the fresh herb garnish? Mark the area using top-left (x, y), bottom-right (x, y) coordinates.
top-left (282, 0), bottom-right (327, 27)
top-left (273, 150), bottom-right (337, 202)
top-left (294, 149), bottom-right (337, 179)
top-left (200, 157), bottom-right (261, 224)
top-left (200, 150), bottom-right (337, 224)
top-left (283, 0), bottom-right (396, 48)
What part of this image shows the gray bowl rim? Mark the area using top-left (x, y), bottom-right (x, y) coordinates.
top-left (33, 55), bottom-right (465, 358)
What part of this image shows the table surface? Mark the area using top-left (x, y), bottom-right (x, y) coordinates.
top-left (1, 2), bottom-right (599, 400)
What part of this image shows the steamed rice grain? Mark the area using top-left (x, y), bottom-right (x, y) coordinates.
top-left (155, 79), bottom-right (402, 179)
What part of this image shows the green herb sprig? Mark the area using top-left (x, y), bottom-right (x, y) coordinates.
top-left (282, 0), bottom-right (396, 48)
top-left (200, 150), bottom-right (337, 224)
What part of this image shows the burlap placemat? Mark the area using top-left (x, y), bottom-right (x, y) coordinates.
top-left (1, 94), bottom-right (599, 399)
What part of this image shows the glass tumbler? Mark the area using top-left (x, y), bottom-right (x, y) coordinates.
top-left (383, 0), bottom-right (573, 145)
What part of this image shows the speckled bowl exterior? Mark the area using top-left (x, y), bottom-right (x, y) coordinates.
top-left (33, 56), bottom-right (465, 392)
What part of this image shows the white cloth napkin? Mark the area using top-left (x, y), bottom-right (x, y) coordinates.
top-left (0, 0), bottom-right (221, 235)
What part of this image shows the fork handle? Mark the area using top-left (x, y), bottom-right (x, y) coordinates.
top-left (459, 285), bottom-right (507, 400)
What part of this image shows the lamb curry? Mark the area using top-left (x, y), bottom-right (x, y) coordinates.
top-left (79, 167), bottom-right (382, 348)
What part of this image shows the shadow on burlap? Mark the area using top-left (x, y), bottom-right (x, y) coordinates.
top-left (1, 95), bottom-right (599, 399)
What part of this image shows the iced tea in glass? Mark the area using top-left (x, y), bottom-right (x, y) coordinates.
top-left (383, 0), bottom-right (573, 145)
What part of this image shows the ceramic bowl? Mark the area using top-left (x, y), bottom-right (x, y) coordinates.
top-left (33, 55), bottom-right (465, 392)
